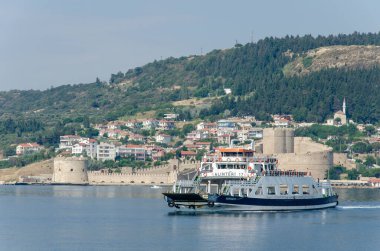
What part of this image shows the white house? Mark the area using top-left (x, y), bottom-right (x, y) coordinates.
top-left (142, 119), bottom-right (159, 130)
top-left (16, 143), bottom-right (43, 155)
top-left (59, 135), bottom-right (82, 150)
top-left (155, 134), bottom-right (172, 144)
top-left (71, 139), bottom-right (97, 159)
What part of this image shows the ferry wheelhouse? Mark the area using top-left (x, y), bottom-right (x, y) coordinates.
top-left (163, 142), bottom-right (338, 211)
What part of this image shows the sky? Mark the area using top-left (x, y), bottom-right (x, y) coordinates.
top-left (1, 0), bottom-right (380, 91)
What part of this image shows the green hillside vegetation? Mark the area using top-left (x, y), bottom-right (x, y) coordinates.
top-left (1, 32), bottom-right (380, 153)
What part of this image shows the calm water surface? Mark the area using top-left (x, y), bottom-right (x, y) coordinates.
top-left (1, 186), bottom-right (380, 251)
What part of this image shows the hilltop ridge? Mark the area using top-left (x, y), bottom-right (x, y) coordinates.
top-left (0, 32), bottom-right (379, 140)
top-left (284, 45), bottom-right (380, 76)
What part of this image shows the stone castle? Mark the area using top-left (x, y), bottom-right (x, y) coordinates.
top-left (52, 157), bottom-right (181, 185)
top-left (51, 128), bottom-right (333, 184)
top-left (261, 128), bottom-right (332, 179)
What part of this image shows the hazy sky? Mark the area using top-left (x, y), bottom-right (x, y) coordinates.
top-left (1, 0), bottom-right (380, 91)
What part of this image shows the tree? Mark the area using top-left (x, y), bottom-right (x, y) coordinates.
top-left (347, 169), bottom-right (359, 180)
top-left (334, 117), bottom-right (341, 125)
top-left (365, 125), bottom-right (376, 136)
top-left (328, 166), bottom-right (346, 180)
top-left (372, 142), bottom-right (380, 152)
top-left (364, 155), bottom-right (376, 167)
top-left (352, 142), bottom-right (369, 153)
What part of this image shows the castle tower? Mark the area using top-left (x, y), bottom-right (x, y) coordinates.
top-left (263, 128), bottom-right (295, 154)
top-left (52, 156), bottom-right (89, 185)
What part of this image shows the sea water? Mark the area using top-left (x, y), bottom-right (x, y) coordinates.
top-left (0, 186), bottom-right (379, 251)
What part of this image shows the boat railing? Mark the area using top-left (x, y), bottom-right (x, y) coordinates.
top-left (225, 179), bottom-right (258, 186)
top-left (176, 180), bottom-right (197, 187)
top-left (263, 170), bottom-right (308, 177)
top-left (317, 181), bottom-right (332, 188)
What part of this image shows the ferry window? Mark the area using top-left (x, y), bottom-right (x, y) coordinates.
top-left (241, 165), bottom-right (246, 169)
top-left (254, 164), bottom-right (262, 171)
top-left (219, 164), bottom-right (226, 169)
top-left (280, 185), bottom-right (288, 195)
top-left (302, 185), bottom-right (310, 194)
top-left (255, 186), bottom-right (262, 195)
top-left (227, 164), bottom-right (234, 169)
top-left (210, 184), bottom-right (218, 194)
top-left (202, 164), bottom-right (212, 171)
top-left (233, 188), bottom-right (240, 196)
top-left (267, 186), bottom-right (276, 195)
top-left (293, 185), bottom-right (299, 194)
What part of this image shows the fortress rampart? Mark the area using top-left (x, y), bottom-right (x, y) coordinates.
top-left (88, 171), bottom-right (176, 185)
top-left (276, 151), bottom-right (333, 180)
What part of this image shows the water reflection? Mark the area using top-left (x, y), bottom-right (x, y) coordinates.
top-left (0, 185), bottom-right (170, 199)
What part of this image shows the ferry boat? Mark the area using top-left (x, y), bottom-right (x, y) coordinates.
top-left (163, 141), bottom-right (338, 211)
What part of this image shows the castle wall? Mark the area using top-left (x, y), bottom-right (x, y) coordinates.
top-left (88, 171), bottom-right (177, 185)
top-left (333, 153), bottom-right (356, 170)
top-left (52, 157), bottom-right (89, 185)
top-left (276, 151), bottom-right (333, 180)
top-left (294, 137), bottom-right (331, 153)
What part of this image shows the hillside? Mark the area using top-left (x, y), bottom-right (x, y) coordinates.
top-left (0, 32), bottom-right (380, 151)
top-left (283, 45), bottom-right (380, 76)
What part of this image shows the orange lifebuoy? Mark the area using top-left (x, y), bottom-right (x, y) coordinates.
top-left (248, 166), bottom-right (252, 171)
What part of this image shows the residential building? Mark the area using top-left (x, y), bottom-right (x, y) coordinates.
top-left (181, 150), bottom-right (197, 158)
top-left (196, 122), bottom-right (217, 131)
top-left (186, 130), bottom-right (209, 141)
top-left (128, 133), bottom-right (146, 142)
top-left (125, 120), bottom-right (142, 129)
top-left (217, 119), bottom-right (236, 129)
top-left (158, 120), bottom-right (175, 130)
top-left (155, 134), bottom-right (172, 144)
top-left (59, 135), bottom-right (82, 149)
top-left (142, 119), bottom-right (159, 130)
top-left (194, 141), bottom-right (212, 151)
top-left (237, 128), bottom-right (263, 140)
top-left (164, 114), bottom-right (179, 120)
top-left (16, 143), bottom-right (43, 155)
top-left (97, 142), bottom-right (116, 161)
top-left (117, 145), bottom-right (147, 161)
top-left (71, 139), bottom-right (97, 159)
top-left (218, 134), bottom-right (232, 145)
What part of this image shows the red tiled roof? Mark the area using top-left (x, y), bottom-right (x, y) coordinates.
top-left (195, 141), bottom-right (211, 145)
top-left (181, 151), bottom-right (197, 156)
top-left (126, 144), bottom-right (144, 148)
top-left (369, 178), bottom-right (380, 183)
top-left (18, 143), bottom-right (41, 148)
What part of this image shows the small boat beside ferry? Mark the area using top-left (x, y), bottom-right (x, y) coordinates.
top-left (163, 141), bottom-right (338, 211)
